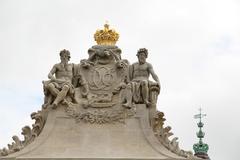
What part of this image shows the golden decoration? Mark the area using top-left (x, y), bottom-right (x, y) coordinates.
top-left (94, 23), bottom-right (119, 46)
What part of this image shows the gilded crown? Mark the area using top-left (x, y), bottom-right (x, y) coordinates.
top-left (94, 23), bottom-right (119, 46)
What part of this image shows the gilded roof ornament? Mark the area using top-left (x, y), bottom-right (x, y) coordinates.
top-left (94, 23), bottom-right (119, 46)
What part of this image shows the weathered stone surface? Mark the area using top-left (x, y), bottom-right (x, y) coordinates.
top-left (2, 105), bottom-right (190, 160)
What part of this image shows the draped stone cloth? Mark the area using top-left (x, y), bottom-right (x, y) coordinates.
top-left (130, 80), bottom-right (158, 103)
top-left (43, 80), bottom-right (75, 96)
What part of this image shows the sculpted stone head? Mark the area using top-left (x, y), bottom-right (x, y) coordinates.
top-left (137, 48), bottom-right (148, 64)
top-left (59, 49), bottom-right (71, 63)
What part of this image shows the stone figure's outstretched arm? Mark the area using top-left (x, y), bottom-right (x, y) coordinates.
top-left (148, 63), bottom-right (160, 84)
top-left (48, 64), bottom-right (57, 81)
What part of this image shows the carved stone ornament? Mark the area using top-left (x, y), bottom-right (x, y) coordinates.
top-left (66, 104), bottom-right (136, 124)
top-left (0, 109), bottom-right (47, 156)
top-left (153, 111), bottom-right (196, 159)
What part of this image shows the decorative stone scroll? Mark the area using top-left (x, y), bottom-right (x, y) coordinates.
top-left (0, 109), bottom-right (47, 156)
top-left (153, 111), bottom-right (195, 159)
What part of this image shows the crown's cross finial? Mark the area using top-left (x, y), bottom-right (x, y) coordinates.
top-left (94, 22), bottom-right (119, 46)
top-left (104, 20), bottom-right (109, 30)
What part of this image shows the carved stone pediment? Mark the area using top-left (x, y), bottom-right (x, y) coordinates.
top-left (0, 24), bottom-right (199, 160)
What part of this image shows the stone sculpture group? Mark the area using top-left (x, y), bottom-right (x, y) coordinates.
top-left (0, 24), bottom-right (196, 160)
top-left (43, 47), bottom-right (160, 111)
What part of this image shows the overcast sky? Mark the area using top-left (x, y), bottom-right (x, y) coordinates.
top-left (0, 0), bottom-right (240, 159)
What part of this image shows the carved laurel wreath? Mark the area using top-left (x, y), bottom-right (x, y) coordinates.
top-left (66, 106), bottom-right (135, 124)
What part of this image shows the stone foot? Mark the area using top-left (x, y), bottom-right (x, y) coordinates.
top-left (144, 100), bottom-right (152, 107)
top-left (52, 103), bottom-right (58, 109)
top-left (122, 103), bottom-right (132, 109)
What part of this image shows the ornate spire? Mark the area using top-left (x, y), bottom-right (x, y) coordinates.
top-left (94, 22), bottom-right (119, 46)
top-left (193, 108), bottom-right (210, 159)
